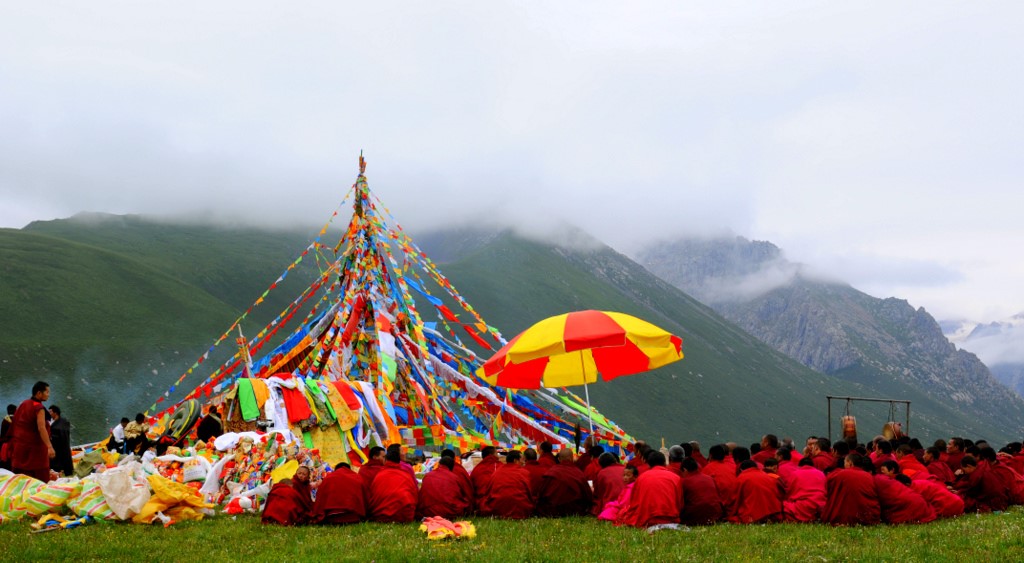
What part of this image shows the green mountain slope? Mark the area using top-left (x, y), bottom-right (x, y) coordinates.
top-left (419, 229), bottom-right (869, 445)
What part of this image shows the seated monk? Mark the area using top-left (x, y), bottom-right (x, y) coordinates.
top-left (480, 450), bottom-right (535, 519)
top-left (979, 447), bottom-right (1024, 506)
top-left (262, 466), bottom-right (314, 526)
top-left (666, 446), bottom-right (685, 477)
top-left (821, 454), bottom-right (881, 526)
top-left (359, 446), bottom-right (387, 492)
top-left (441, 449), bottom-right (474, 504)
top-left (751, 434), bottom-right (779, 465)
top-left (895, 445), bottom-right (929, 480)
top-left (875, 461), bottom-right (935, 524)
top-left (470, 446), bottom-right (502, 512)
top-left (535, 448), bottom-right (594, 517)
top-left (583, 445), bottom-right (605, 481)
top-left (617, 451), bottom-right (683, 528)
top-left (810, 438), bottom-right (837, 474)
top-left (592, 452), bottom-right (626, 516)
top-left (782, 458), bottom-right (826, 523)
top-left (702, 444), bottom-right (738, 515)
top-left (417, 456), bottom-right (473, 520)
top-left (599, 465), bottom-right (637, 523)
top-left (955, 454), bottom-right (1009, 513)
top-left (680, 457), bottom-right (723, 525)
top-left (908, 475), bottom-right (964, 519)
top-left (368, 448), bottom-right (419, 523)
top-left (923, 447), bottom-right (955, 485)
top-left (730, 460), bottom-right (783, 523)
top-left (574, 437), bottom-right (596, 471)
top-left (312, 462), bottom-right (366, 525)
top-left (538, 442), bottom-right (557, 467)
top-left (523, 448), bottom-right (548, 496)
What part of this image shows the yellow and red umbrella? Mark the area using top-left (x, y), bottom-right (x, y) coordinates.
top-left (477, 310), bottom-right (683, 431)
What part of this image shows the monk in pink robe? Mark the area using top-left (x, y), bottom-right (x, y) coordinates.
top-left (598, 466), bottom-right (637, 523)
top-left (782, 459), bottom-right (826, 523)
top-left (591, 453), bottom-right (626, 516)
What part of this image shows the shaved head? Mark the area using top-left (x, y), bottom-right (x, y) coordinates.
top-left (557, 449), bottom-right (574, 464)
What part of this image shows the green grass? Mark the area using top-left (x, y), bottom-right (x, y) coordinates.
top-left (3, 511), bottom-right (1024, 562)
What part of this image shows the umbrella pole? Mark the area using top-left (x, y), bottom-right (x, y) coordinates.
top-left (579, 351), bottom-right (594, 435)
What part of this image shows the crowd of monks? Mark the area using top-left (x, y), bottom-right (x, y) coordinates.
top-left (260, 433), bottom-right (1024, 528)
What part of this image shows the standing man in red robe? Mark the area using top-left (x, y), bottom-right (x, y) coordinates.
top-left (417, 456), bottom-right (472, 519)
top-left (618, 451), bottom-right (682, 528)
top-left (9, 381), bottom-right (54, 482)
top-left (470, 446), bottom-right (502, 512)
top-left (480, 450), bottom-right (535, 519)
top-left (821, 454), bottom-right (880, 526)
top-left (591, 452), bottom-right (625, 517)
top-left (359, 446), bottom-right (386, 492)
top-left (679, 457), bottom-right (723, 525)
top-left (312, 462), bottom-right (366, 524)
top-left (535, 448), bottom-right (593, 517)
top-left (368, 447), bottom-right (419, 523)
top-left (782, 458), bottom-right (826, 523)
top-left (730, 461), bottom-right (783, 523)
top-left (702, 444), bottom-right (738, 516)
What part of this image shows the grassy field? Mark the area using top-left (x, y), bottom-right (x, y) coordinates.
top-left (3, 510), bottom-right (1024, 562)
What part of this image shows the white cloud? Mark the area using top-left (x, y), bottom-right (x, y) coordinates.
top-left (2, 1), bottom-right (1023, 322)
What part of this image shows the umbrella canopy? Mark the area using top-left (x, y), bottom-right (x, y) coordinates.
top-left (478, 310), bottom-right (683, 389)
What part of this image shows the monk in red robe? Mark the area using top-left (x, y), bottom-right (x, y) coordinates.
top-left (538, 442), bottom-right (557, 467)
top-left (583, 445), bottom-right (604, 481)
top-left (368, 449), bottom-right (419, 523)
top-left (702, 444), bottom-right (738, 515)
top-left (626, 441), bottom-right (651, 474)
top-left (875, 462), bottom-right (935, 524)
top-left (263, 480), bottom-right (311, 526)
top-left (895, 445), bottom-right (929, 480)
top-left (417, 456), bottom-right (472, 519)
top-left (730, 461), bottom-right (783, 523)
top-left (618, 451), bottom-right (682, 528)
top-left (821, 454), bottom-right (881, 526)
top-left (441, 449), bottom-right (473, 503)
top-left (680, 458), bottom-right (723, 525)
top-left (980, 447), bottom-right (1024, 506)
top-left (9, 381), bottom-right (54, 482)
top-left (591, 452), bottom-right (626, 516)
top-left (359, 446), bottom-right (386, 492)
top-left (312, 463), bottom-right (366, 524)
top-left (955, 455), bottom-right (1009, 513)
top-left (688, 441), bottom-right (708, 469)
top-left (263, 466), bottom-right (314, 526)
top-left (470, 446), bottom-right (502, 511)
top-left (810, 438), bottom-right (837, 473)
top-left (535, 449), bottom-right (593, 517)
top-left (751, 434), bottom-right (779, 465)
top-left (923, 447), bottom-right (955, 484)
top-left (870, 441), bottom-right (896, 472)
top-left (944, 438), bottom-right (966, 473)
top-left (480, 450), bottom-right (535, 519)
top-left (782, 458), bottom-right (826, 523)
top-left (666, 446), bottom-right (685, 478)
top-left (522, 448), bottom-right (548, 496)
top-left (776, 448), bottom-right (800, 482)
top-left (574, 438), bottom-right (596, 471)
top-left (909, 476), bottom-right (965, 518)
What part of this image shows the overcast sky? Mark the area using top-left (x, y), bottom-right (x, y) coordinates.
top-left (2, 2), bottom-right (1022, 324)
